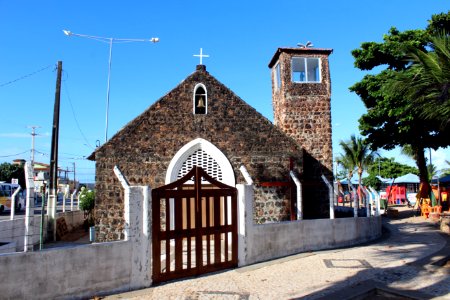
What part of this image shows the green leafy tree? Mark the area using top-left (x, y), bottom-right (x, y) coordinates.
top-left (367, 157), bottom-right (418, 179)
top-left (0, 162), bottom-right (25, 188)
top-left (350, 12), bottom-right (450, 198)
top-left (362, 174), bottom-right (382, 190)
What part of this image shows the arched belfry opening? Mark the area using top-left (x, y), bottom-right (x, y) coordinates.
top-left (165, 138), bottom-right (235, 186)
top-left (193, 84), bottom-right (207, 114)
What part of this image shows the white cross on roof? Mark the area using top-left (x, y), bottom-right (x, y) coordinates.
top-left (193, 48), bottom-right (209, 65)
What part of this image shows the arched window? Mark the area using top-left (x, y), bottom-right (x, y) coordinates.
top-left (193, 84), bottom-right (207, 114)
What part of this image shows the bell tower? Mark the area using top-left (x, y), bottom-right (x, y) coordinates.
top-left (269, 47), bottom-right (333, 174)
top-left (269, 46), bottom-right (333, 217)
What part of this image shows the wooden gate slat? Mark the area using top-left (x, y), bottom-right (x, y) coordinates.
top-left (174, 195), bottom-right (183, 271)
top-left (165, 192), bottom-right (171, 274)
top-left (214, 195), bottom-right (221, 264)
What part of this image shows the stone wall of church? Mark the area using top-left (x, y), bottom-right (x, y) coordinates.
top-left (92, 66), bottom-right (303, 242)
top-left (254, 186), bottom-right (291, 223)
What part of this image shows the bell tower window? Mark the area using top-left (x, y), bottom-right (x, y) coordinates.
top-left (291, 57), bottom-right (321, 83)
top-left (194, 84), bottom-right (207, 114)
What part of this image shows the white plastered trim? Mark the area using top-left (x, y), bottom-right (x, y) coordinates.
top-left (165, 138), bottom-right (235, 186)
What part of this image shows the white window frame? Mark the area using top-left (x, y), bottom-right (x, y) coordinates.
top-left (291, 57), bottom-right (321, 83)
top-left (193, 83), bottom-right (207, 114)
top-left (274, 62), bottom-right (281, 91)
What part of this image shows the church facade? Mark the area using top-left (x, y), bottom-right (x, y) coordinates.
top-left (89, 47), bottom-right (333, 242)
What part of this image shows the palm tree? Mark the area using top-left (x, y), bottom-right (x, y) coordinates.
top-left (339, 135), bottom-right (375, 209)
top-left (427, 163), bottom-right (437, 181)
top-left (336, 154), bottom-right (355, 207)
top-left (388, 33), bottom-right (450, 126)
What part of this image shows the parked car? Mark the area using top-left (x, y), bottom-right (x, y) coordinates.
top-left (0, 182), bottom-right (25, 213)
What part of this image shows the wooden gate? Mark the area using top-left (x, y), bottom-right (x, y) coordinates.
top-left (152, 166), bottom-right (238, 283)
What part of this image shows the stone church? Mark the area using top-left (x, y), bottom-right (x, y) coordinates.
top-left (89, 47), bottom-right (333, 242)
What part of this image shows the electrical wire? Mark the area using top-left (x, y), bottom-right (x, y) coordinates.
top-left (0, 64), bottom-right (53, 88)
top-left (62, 74), bottom-right (95, 149)
top-left (0, 150), bottom-right (29, 158)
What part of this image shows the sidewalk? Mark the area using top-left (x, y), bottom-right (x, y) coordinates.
top-left (104, 208), bottom-right (450, 300)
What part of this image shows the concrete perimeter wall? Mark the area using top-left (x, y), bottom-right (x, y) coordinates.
top-left (246, 217), bottom-right (381, 265)
top-left (0, 210), bottom-right (84, 253)
top-left (237, 184), bottom-right (382, 266)
top-left (0, 180), bottom-right (382, 299)
top-left (0, 241), bottom-right (132, 299)
top-left (0, 215), bottom-right (46, 253)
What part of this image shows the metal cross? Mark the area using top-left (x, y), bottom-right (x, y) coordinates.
top-left (193, 48), bottom-right (209, 65)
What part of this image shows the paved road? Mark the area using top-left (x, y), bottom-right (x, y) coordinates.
top-left (104, 208), bottom-right (450, 300)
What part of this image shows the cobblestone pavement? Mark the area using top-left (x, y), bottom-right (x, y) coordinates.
top-left (104, 208), bottom-right (450, 300)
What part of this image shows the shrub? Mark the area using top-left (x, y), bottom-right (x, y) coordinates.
top-left (79, 187), bottom-right (95, 226)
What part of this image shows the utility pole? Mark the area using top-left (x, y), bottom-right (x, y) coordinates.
top-left (72, 162), bottom-right (76, 190)
top-left (27, 125), bottom-right (41, 167)
top-left (48, 61), bottom-right (62, 241)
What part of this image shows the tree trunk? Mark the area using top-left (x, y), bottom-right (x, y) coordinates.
top-left (415, 146), bottom-right (431, 201)
top-left (358, 168), bottom-right (363, 209)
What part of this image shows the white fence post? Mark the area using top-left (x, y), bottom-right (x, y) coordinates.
top-left (369, 187), bottom-right (380, 216)
top-left (113, 166), bottom-right (131, 239)
top-left (290, 171), bottom-right (303, 220)
top-left (321, 174), bottom-right (335, 219)
top-left (24, 162), bottom-right (35, 252)
top-left (363, 187), bottom-right (371, 217)
top-left (239, 165), bottom-right (254, 185)
top-left (71, 189), bottom-right (77, 211)
top-left (10, 186), bottom-right (21, 220)
top-left (351, 185), bottom-right (358, 218)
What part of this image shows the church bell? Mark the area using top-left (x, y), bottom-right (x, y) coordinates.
top-left (197, 97), bottom-right (205, 108)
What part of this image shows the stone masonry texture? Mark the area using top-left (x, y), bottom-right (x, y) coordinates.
top-left (270, 48), bottom-right (334, 218)
top-left (90, 65), bottom-right (307, 242)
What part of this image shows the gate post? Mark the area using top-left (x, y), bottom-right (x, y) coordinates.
top-left (114, 166), bottom-right (152, 288)
top-left (236, 183), bottom-right (253, 267)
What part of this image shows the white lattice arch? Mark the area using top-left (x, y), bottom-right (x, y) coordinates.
top-left (165, 138), bottom-right (235, 186)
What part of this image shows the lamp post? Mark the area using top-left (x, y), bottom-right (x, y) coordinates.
top-left (63, 30), bottom-right (159, 143)
top-left (374, 152), bottom-right (382, 177)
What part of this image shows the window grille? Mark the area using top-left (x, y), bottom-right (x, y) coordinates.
top-left (177, 149), bottom-right (223, 182)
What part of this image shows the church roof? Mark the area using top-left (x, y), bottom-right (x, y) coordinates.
top-left (268, 47), bottom-right (333, 68)
top-left (88, 65), bottom-right (302, 163)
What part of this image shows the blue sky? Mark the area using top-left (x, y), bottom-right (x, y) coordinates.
top-left (0, 1), bottom-right (449, 183)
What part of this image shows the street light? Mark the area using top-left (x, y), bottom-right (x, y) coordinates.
top-left (374, 152), bottom-right (382, 177)
top-left (63, 30), bottom-right (159, 143)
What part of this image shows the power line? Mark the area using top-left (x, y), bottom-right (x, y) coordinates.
top-left (0, 64), bottom-right (53, 88)
top-left (0, 150), bottom-right (29, 158)
top-left (62, 76), bottom-right (94, 149)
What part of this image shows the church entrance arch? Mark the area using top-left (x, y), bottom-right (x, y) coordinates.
top-left (152, 166), bottom-right (238, 283)
top-left (165, 138), bottom-right (236, 187)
